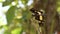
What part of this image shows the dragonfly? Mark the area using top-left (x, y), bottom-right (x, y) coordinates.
top-left (30, 8), bottom-right (45, 34)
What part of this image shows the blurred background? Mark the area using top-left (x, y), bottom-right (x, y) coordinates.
top-left (0, 0), bottom-right (33, 34)
top-left (0, 0), bottom-right (60, 34)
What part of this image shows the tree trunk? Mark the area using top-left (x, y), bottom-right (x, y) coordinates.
top-left (45, 0), bottom-right (57, 34)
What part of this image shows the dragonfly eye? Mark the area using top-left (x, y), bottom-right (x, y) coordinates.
top-left (30, 8), bottom-right (34, 11)
top-left (30, 8), bottom-right (38, 13)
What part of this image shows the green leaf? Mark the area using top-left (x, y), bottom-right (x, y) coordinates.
top-left (2, 0), bottom-right (14, 6)
top-left (11, 28), bottom-right (22, 34)
top-left (22, 8), bottom-right (31, 20)
top-left (26, 11), bottom-right (32, 19)
top-left (6, 6), bottom-right (17, 25)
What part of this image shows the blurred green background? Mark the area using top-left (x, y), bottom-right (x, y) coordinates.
top-left (0, 0), bottom-right (33, 34)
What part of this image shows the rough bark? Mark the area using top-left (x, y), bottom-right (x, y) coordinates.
top-left (45, 0), bottom-right (57, 34)
top-left (56, 14), bottom-right (60, 32)
top-left (33, 0), bottom-right (44, 10)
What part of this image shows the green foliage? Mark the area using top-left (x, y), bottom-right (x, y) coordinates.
top-left (57, 0), bottom-right (60, 14)
top-left (11, 28), bottom-right (22, 34)
top-left (3, 0), bottom-right (32, 34)
top-left (21, 0), bottom-right (29, 5)
top-left (6, 6), bottom-right (17, 25)
top-left (22, 9), bottom-right (31, 20)
top-left (2, 0), bottom-right (14, 6)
